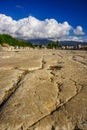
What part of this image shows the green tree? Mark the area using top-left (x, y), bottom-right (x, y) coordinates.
top-left (47, 40), bottom-right (62, 49)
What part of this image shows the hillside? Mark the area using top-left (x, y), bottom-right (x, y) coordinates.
top-left (0, 34), bottom-right (34, 47)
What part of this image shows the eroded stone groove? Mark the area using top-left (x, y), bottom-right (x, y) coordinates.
top-left (0, 70), bottom-right (29, 110)
top-left (27, 81), bottom-right (83, 130)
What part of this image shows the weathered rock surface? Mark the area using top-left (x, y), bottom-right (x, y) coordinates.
top-left (0, 69), bottom-right (23, 106)
top-left (0, 51), bottom-right (43, 70)
top-left (0, 49), bottom-right (87, 130)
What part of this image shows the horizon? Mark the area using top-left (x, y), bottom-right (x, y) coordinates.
top-left (0, 0), bottom-right (87, 42)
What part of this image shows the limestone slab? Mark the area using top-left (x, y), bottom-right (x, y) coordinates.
top-left (0, 69), bottom-right (23, 106)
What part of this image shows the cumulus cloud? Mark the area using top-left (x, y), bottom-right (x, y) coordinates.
top-left (57, 35), bottom-right (84, 42)
top-left (0, 14), bottom-right (85, 41)
top-left (0, 14), bottom-right (71, 39)
top-left (61, 36), bottom-right (84, 42)
top-left (74, 26), bottom-right (85, 35)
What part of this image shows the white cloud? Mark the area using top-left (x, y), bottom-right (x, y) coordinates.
top-left (0, 14), bottom-right (17, 34)
top-left (16, 5), bottom-right (24, 9)
top-left (0, 14), bottom-right (71, 39)
top-left (74, 26), bottom-right (85, 35)
top-left (59, 36), bottom-right (84, 42)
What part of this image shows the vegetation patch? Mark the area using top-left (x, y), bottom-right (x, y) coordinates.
top-left (46, 41), bottom-right (62, 49)
top-left (49, 65), bottom-right (63, 70)
top-left (0, 34), bottom-right (34, 48)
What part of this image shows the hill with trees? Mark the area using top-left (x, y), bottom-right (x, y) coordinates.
top-left (0, 34), bottom-right (34, 48)
top-left (0, 34), bottom-right (62, 49)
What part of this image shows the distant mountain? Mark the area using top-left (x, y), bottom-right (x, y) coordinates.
top-left (29, 39), bottom-right (53, 45)
top-left (29, 39), bottom-right (87, 46)
top-left (60, 41), bottom-right (87, 46)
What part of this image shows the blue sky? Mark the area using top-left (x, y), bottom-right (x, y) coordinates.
top-left (0, 0), bottom-right (87, 41)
